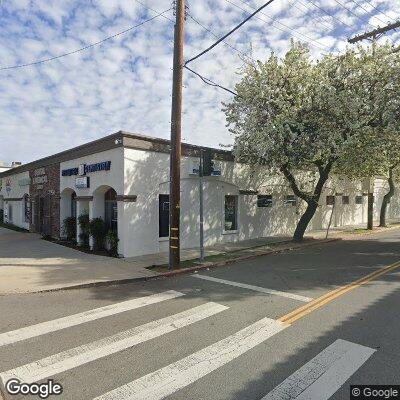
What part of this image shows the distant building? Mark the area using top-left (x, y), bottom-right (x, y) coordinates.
top-left (0, 161), bottom-right (22, 173)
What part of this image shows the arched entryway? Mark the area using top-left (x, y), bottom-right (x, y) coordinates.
top-left (92, 186), bottom-right (118, 232)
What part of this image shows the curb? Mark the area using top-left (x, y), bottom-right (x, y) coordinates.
top-left (34, 237), bottom-right (340, 294)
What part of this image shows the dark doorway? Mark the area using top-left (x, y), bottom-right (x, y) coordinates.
top-left (42, 194), bottom-right (52, 236)
top-left (159, 194), bottom-right (170, 238)
top-left (71, 192), bottom-right (77, 219)
top-left (105, 188), bottom-right (118, 231)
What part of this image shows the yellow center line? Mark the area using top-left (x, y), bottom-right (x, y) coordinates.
top-left (278, 260), bottom-right (400, 325)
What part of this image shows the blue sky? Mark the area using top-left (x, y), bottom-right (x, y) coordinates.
top-left (0, 0), bottom-right (399, 164)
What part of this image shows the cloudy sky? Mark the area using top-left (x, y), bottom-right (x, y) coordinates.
top-left (0, 0), bottom-right (399, 164)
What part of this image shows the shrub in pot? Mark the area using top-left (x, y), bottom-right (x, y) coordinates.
top-left (89, 217), bottom-right (107, 251)
top-left (78, 213), bottom-right (90, 247)
top-left (106, 230), bottom-right (119, 257)
top-left (63, 216), bottom-right (76, 242)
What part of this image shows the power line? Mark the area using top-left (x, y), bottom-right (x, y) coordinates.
top-left (134, 0), bottom-right (175, 23)
top-left (305, 0), bottom-right (353, 30)
top-left (224, 0), bottom-right (329, 51)
top-left (185, 0), bottom-right (277, 66)
top-left (184, 65), bottom-right (238, 96)
top-left (331, 0), bottom-right (376, 30)
top-left (363, 0), bottom-right (395, 23)
top-left (187, 13), bottom-right (256, 65)
top-left (349, 0), bottom-right (388, 26)
top-left (289, 0), bottom-right (334, 32)
top-left (0, 8), bottom-right (171, 71)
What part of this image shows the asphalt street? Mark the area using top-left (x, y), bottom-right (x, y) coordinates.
top-left (0, 228), bottom-right (400, 400)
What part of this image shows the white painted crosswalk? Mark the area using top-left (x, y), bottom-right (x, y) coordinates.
top-left (0, 290), bottom-right (184, 347)
top-left (93, 317), bottom-right (286, 400)
top-left (0, 302), bottom-right (228, 385)
top-left (262, 339), bottom-right (376, 400)
top-left (0, 288), bottom-right (375, 400)
top-left (193, 274), bottom-right (313, 302)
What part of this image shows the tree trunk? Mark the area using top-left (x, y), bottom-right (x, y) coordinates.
top-left (280, 164), bottom-right (331, 242)
top-left (293, 200), bottom-right (318, 241)
top-left (367, 192), bottom-right (374, 230)
top-left (379, 168), bottom-right (395, 227)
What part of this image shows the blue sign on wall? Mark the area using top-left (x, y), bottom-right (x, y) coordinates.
top-left (62, 161), bottom-right (111, 177)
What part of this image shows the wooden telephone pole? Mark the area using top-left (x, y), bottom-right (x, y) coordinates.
top-left (169, 0), bottom-right (185, 269)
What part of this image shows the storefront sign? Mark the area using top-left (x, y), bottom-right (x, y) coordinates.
top-left (33, 168), bottom-right (48, 189)
top-left (75, 176), bottom-right (90, 189)
top-left (62, 161), bottom-right (111, 177)
top-left (33, 175), bottom-right (48, 184)
top-left (34, 168), bottom-right (45, 176)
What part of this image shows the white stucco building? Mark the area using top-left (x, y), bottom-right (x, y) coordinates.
top-left (1, 131), bottom-right (399, 258)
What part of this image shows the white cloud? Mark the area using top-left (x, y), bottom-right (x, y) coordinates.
top-left (0, 0), bottom-right (399, 164)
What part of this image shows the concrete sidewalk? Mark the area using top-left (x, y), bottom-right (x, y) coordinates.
top-left (0, 222), bottom-right (399, 294)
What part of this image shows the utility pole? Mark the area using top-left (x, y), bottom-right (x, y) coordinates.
top-left (348, 21), bottom-right (400, 44)
top-left (199, 150), bottom-right (205, 261)
top-left (169, 0), bottom-right (185, 269)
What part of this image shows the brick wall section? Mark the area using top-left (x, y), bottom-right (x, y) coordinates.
top-left (29, 163), bottom-right (60, 238)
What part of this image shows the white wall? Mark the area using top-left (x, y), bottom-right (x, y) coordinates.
top-left (120, 148), bottom-right (400, 258)
top-left (0, 171), bottom-right (30, 229)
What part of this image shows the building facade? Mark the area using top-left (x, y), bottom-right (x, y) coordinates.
top-left (1, 131), bottom-right (399, 258)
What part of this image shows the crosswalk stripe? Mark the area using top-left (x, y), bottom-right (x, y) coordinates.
top-left (93, 317), bottom-right (286, 400)
top-left (261, 339), bottom-right (376, 400)
top-left (0, 290), bottom-right (184, 347)
top-left (0, 302), bottom-right (228, 385)
top-left (193, 274), bottom-right (313, 302)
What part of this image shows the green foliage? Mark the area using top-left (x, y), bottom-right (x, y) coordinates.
top-left (89, 217), bottom-right (107, 251)
top-left (223, 41), bottom-right (400, 239)
top-left (106, 230), bottom-right (119, 257)
top-left (62, 217), bottom-right (76, 242)
top-left (78, 213), bottom-right (90, 247)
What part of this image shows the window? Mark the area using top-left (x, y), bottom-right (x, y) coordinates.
top-left (284, 195), bottom-right (297, 206)
top-left (159, 194), bottom-right (170, 238)
top-left (257, 195), bottom-right (273, 208)
top-left (355, 195), bottom-right (363, 204)
top-left (326, 195), bottom-right (335, 205)
top-left (224, 195), bottom-right (238, 231)
top-left (342, 195), bottom-right (350, 205)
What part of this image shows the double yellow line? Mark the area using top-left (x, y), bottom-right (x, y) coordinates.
top-left (278, 260), bottom-right (400, 325)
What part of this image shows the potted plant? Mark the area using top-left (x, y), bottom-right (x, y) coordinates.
top-left (106, 230), bottom-right (119, 257)
top-left (89, 217), bottom-right (106, 251)
top-left (62, 216), bottom-right (76, 242)
top-left (78, 213), bottom-right (90, 248)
